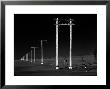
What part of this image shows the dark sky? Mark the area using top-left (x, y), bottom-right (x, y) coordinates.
top-left (14, 14), bottom-right (97, 59)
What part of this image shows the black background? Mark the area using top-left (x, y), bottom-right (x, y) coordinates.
top-left (14, 14), bottom-right (97, 60)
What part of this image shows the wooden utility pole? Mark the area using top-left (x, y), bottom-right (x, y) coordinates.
top-left (55, 18), bottom-right (75, 69)
top-left (40, 40), bottom-right (47, 64)
top-left (31, 47), bottom-right (39, 63)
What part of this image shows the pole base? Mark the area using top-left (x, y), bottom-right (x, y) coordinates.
top-left (69, 66), bottom-right (72, 69)
top-left (41, 62), bottom-right (43, 64)
top-left (56, 66), bottom-right (59, 69)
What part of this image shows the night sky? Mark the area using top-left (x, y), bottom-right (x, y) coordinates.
top-left (14, 14), bottom-right (97, 60)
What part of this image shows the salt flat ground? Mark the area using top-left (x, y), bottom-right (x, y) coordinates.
top-left (14, 56), bottom-right (97, 76)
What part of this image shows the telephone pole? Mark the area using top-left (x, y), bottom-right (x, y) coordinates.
top-left (31, 47), bottom-right (39, 63)
top-left (56, 18), bottom-right (59, 69)
top-left (31, 50), bottom-right (33, 62)
top-left (26, 53), bottom-right (28, 61)
top-left (54, 18), bottom-right (75, 69)
top-left (40, 40), bottom-right (47, 64)
top-left (69, 18), bottom-right (73, 69)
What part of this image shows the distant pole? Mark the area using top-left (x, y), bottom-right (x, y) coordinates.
top-left (41, 40), bottom-right (43, 64)
top-left (56, 18), bottom-right (59, 69)
top-left (34, 49), bottom-right (35, 62)
top-left (27, 53), bottom-right (28, 61)
top-left (24, 55), bottom-right (26, 61)
top-left (21, 56), bottom-right (24, 61)
top-left (31, 50), bottom-right (32, 62)
top-left (22, 56), bottom-right (24, 61)
top-left (20, 57), bottom-right (23, 61)
top-left (41, 40), bottom-right (47, 64)
top-left (31, 47), bottom-right (38, 63)
top-left (69, 19), bottom-right (72, 69)
top-left (26, 53), bottom-right (28, 61)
